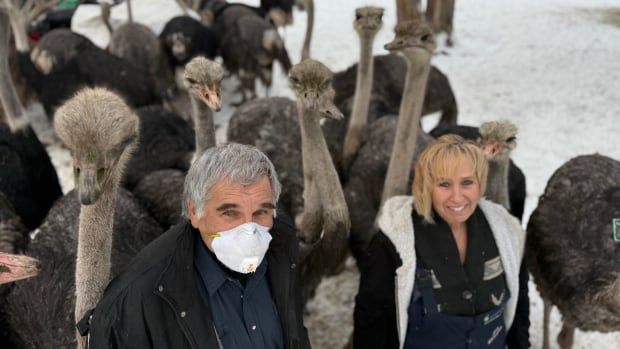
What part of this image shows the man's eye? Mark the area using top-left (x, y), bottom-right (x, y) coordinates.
top-left (222, 211), bottom-right (237, 217)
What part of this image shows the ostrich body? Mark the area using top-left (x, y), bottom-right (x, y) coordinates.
top-left (104, 1), bottom-right (175, 96)
top-left (211, 2), bottom-right (292, 102)
top-left (29, 28), bottom-right (95, 75)
top-left (526, 154), bottom-right (620, 349)
top-left (331, 53), bottom-right (458, 130)
top-left (159, 16), bottom-right (218, 68)
top-left (431, 123), bottom-right (527, 220)
top-left (131, 57), bottom-right (223, 229)
top-left (0, 10), bottom-right (62, 230)
top-left (340, 6), bottom-right (384, 173)
top-left (6, 88), bottom-right (164, 348)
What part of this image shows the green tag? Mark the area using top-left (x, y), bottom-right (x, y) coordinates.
top-left (614, 218), bottom-right (620, 242)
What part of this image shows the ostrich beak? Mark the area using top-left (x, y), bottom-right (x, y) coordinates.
top-left (482, 141), bottom-right (506, 157)
top-left (198, 86), bottom-right (222, 112)
top-left (0, 253), bottom-right (40, 285)
top-left (321, 103), bottom-right (344, 120)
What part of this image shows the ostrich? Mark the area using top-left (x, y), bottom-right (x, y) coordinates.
top-left (300, 0), bottom-right (313, 60)
top-left (431, 123), bottom-right (527, 220)
top-left (261, 0), bottom-right (295, 27)
top-left (526, 154), bottom-right (620, 349)
top-left (0, 9), bottom-right (62, 230)
top-left (131, 56), bottom-right (223, 228)
top-left (6, 87), bottom-right (164, 348)
top-left (345, 19), bottom-right (436, 256)
top-left (102, 0), bottom-right (175, 97)
top-left (210, 1), bottom-right (292, 103)
top-left (4, 0), bottom-right (161, 118)
top-left (228, 59), bottom-right (350, 301)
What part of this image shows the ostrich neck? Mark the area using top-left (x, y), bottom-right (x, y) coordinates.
top-left (74, 182), bottom-right (116, 326)
top-left (341, 33), bottom-right (376, 170)
top-left (190, 96), bottom-right (215, 158)
top-left (3, 5), bottom-right (29, 52)
top-left (485, 159), bottom-right (510, 210)
top-left (298, 106), bottom-right (348, 221)
top-left (126, 0), bottom-right (134, 23)
top-left (301, 0), bottom-right (314, 60)
top-left (381, 54), bottom-right (431, 203)
top-left (0, 11), bottom-right (28, 131)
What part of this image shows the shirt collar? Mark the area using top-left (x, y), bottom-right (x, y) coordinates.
top-left (193, 231), bottom-right (268, 296)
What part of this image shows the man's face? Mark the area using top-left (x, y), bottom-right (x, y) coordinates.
top-left (189, 175), bottom-right (275, 252)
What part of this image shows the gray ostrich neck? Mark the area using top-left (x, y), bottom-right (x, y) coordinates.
top-left (0, 11), bottom-right (27, 131)
top-left (190, 96), bottom-right (215, 158)
top-left (381, 54), bottom-right (431, 203)
top-left (298, 105), bottom-right (347, 220)
top-left (3, 5), bottom-right (29, 52)
top-left (341, 32), bottom-right (376, 170)
top-left (74, 180), bottom-right (117, 327)
top-left (485, 159), bottom-right (510, 210)
top-left (301, 0), bottom-right (314, 60)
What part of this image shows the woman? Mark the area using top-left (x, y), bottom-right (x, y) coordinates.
top-left (353, 135), bottom-right (527, 348)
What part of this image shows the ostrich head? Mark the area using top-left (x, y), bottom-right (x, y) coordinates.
top-left (478, 120), bottom-right (518, 162)
top-left (384, 19), bottom-right (436, 61)
top-left (288, 59), bottom-right (343, 120)
top-left (183, 56), bottom-right (224, 112)
top-left (166, 32), bottom-right (191, 63)
top-left (354, 6), bottom-right (384, 37)
top-left (0, 252), bottom-right (40, 285)
top-left (54, 88), bottom-right (139, 205)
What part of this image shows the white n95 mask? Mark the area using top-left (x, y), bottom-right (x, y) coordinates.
top-left (207, 222), bottom-right (272, 273)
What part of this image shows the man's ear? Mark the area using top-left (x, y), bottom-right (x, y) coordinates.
top-left (188, 200), bottom-right (199, 228)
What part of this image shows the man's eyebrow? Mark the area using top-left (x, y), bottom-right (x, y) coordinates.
top-left (260, 202), bottom-right (276, 209)
top-left (216, 203), bottom-right (239, 211)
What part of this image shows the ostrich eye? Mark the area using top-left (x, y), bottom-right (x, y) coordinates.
top-left (421, 33), bottom-right (432, 42)
top-left (506, 136), bottom-right (516, 143)
top-left (289, 76), bottom-right (300, 85)
top-left (379, 13), bottom-right (383, 20)
top-left (97, 168), bottom-right (105, 181)
top-left (355, 14), bottom-right (362, 21)
top-left (74, 167), bottom-right (80, 177)
top-left (186, 77), bottom-right (197, 85)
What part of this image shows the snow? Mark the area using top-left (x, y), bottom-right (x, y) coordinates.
top-left (35, 0), bottom-right (620, 348)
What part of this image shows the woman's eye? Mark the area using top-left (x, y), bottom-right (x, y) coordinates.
top-left (462, 180), bottom-right (474, 186)
top-left (439, 182), bottom-right (450, 188)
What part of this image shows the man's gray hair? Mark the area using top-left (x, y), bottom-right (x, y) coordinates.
top-left (182, 143), bottom-right (281, 219)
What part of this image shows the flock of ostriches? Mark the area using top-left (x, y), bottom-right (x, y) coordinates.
top-left (0, 0), bottom-right (618, 348)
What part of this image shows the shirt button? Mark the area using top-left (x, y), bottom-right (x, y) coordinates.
top-left (180, 311), bottom-right (186, 318)
top-left (291, 263), bottom-right (296, 269)
top-left (240, 295), bottom-right (243, 299)
top-left (462, 290), bottom-right (473, 300)
top-left (251, 325), bottom-right (257, 330)
top-left (158, 285), bottom-right (163, 292)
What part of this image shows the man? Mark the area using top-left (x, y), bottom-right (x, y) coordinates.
top-left (86, 143), bottom-right (311, 349)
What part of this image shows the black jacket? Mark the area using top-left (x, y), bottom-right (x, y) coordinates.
top-left (87, 214), bottom-right (310, 349)
top-left (353, 232), bottom-right (530, 349)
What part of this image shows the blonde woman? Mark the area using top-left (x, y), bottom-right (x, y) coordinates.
top-left (353, 135), bottom-right (528, 349)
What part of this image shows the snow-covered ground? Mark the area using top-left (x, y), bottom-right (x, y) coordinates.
top-left (36, 0), bottom-right (620, 348)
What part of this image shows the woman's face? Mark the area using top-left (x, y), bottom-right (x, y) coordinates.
top-left (431, 161), bottom-right (481, 230)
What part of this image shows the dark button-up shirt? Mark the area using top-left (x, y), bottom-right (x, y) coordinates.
top-left (413, 207), bottom-right (507, 315)
top-left (194, 234), bottom-right (284, 349)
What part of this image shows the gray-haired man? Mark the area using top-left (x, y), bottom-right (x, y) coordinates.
top-left (87, 143), bottom-right (311, 349)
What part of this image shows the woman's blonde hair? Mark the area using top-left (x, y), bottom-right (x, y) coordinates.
top-left (412, 134), bottom-right (488, 223)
